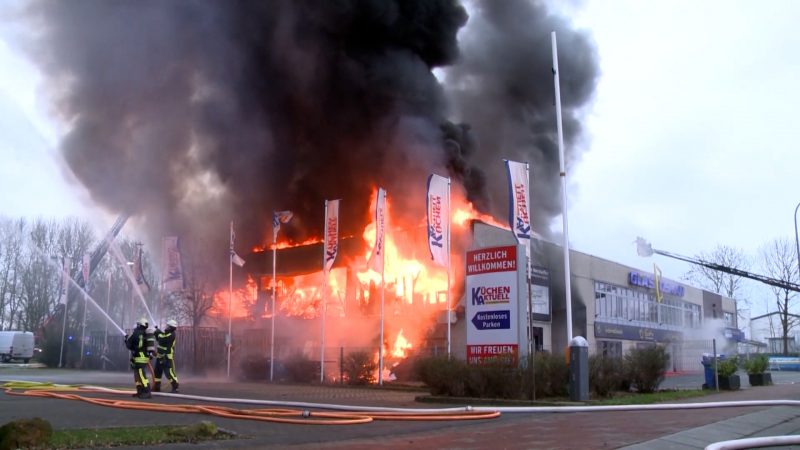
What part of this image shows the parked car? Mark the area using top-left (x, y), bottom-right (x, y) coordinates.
top-left (0, 331), bottom-right (35, 363)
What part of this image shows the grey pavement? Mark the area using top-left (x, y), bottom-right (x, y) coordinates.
top-left (3, 366), bottom-right (800, 449)
top-left (621, 406), bottom-right (800, 449)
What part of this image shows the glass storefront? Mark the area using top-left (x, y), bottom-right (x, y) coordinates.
top-left (594, 281), bottom-right (701, 330)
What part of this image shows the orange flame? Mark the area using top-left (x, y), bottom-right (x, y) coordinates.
top-left (210, 275), bottom-right (258, 319)
top-left (252, 237), bottom-right (323, 253)
top-left (453, 200), bottom-right (508, 229)
top-left (216, 185), bottom-right (508, 383)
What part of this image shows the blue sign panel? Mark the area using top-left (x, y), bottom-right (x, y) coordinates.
top-left (628, 271), bottom-right (685, 297)
top-left (472, 310), bottom-right (511, 330)
top-left (594, 322), bottom-right (682, 343)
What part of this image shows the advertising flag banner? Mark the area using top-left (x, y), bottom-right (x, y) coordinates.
top-left (82, 253), bottom-right (90, 287)
top-left (272, 210), bottom-right (294, 241)
top-left (465, 245), bottom-right (519, 365)
top-left (368, 188), bottom-right (386, 273)
top-left (161, 237), bottom-right (185, 293)
top-left (426, 174), bottom-right (449, 267)
top-left (324, 200), bottom-right (340, 273)
top-left (231, 251), bottom-right (246, 267)
top-left (505, 160), bottom-right (531, 248)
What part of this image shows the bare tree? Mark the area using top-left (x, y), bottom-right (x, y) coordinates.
top-left (172, 239), bottom-right (217, 373)
top-left (684, 245), bottom-right (749, 298)
top-left (17, 218), bottom-right (62, 332)
top-left (0, 217), bottom-right (25, 330)
top-left (760, 238), bottom-right (799, 355)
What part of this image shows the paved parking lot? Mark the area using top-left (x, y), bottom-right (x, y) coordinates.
top-left (2, 366), bottom-right (800, 449)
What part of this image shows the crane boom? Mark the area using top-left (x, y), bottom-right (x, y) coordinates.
top-left (636, 237), bottom-right (800, 293)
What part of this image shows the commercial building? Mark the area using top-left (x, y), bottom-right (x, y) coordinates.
top-left (455, 221), bottom-right (741, 371)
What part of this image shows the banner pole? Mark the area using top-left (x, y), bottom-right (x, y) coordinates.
top-left (59, 257), bottom-right (68, 368)
top-left (379, 261), bottom-right (385, 386)
top-left (446, 178), bottom-right (452, 359)
top-left (227, 221), bottom-right (233, 379)
top-left (321, 200), bottom-right (328, 383)
top-left (270, 221), bottom-right (277, 382)
top-left (378, 191), bottom-right (386, 386)
top-left (552, 31), bottom-right (573, 342)
top-left (104, 269), bottom-right (111, 371)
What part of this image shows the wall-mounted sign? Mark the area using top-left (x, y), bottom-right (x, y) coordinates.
top-left (530, 266), bottom-right (551, 322)
top-left (466, 246), bottom-right (519, 365)
top-left (594, 322), bottom-right (682, 343)
top-left (628, 271), bottom-right (685, 297)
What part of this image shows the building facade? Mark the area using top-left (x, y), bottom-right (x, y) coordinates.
top-left (454, 222), bottom-right (740, 372)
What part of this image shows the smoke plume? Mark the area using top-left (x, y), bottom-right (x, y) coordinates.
top-left (444, 0), bottom-right (598, 233)
top-left (21, 0), bottom-right (597, 253)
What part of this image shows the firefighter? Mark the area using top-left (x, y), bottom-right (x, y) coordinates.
top-left (153, 319), bottom-right (179, 393)
top-left (124, 317), bottom-right (152, 399)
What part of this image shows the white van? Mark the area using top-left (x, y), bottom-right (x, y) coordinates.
top-left (0, 331), bottom-right (35, 363)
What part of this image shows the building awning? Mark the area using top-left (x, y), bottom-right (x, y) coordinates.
top-left (243, 237), bottom-right (365, 278)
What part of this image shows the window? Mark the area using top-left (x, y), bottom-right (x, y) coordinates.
top-left (594, 281), bottom-right (701, 329)
top-left (724, 312), bottom-right (735, 328)
top-left (597, 340), bottom-right (622, 358)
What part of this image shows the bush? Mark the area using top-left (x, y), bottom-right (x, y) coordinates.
top-left (467, 364), bottom-right (522, 399)
top-left (282, 352), bottom-right (319, 383)
top-left (742, 354), bottom-right (769, 374)
top-left (589, 355), bottom-right (624, 398)
top-left (717, 357), bottom-right (739, 378)
top-left (415, 356), bottom-right (468, 396)
top-left (625, 346), bottom-right (669, 393)
top-left (342, 351), bottom-right (377, 385)
top-left (520, 352), bottom-right (569, 399)
top-left (0, 418), bottom-right (53, 450)
top-left (239, 355), bottom-right (269, 381)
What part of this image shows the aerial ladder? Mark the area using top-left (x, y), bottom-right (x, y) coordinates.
top-left (635, 237), bottom-right (800, 293)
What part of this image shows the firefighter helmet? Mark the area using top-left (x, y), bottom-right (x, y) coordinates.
top-left (136, 317), bottom-right (148, 327)
top-left (166, 319), bottom-right (177, 328)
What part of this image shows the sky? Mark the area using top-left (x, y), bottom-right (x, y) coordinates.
top-left (1, 0), bottom-right (799, 320)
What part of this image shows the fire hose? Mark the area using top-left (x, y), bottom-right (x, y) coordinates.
top-left (6, 381), bottom-right (800, 424)
top-left (1, 381), bottom-right (499, 425)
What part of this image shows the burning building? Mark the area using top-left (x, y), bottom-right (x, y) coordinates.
top-left (22, 1), bottom-right (604, 378)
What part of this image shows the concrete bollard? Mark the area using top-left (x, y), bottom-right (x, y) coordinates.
top-left (569, 336), bottom-right (589, 402)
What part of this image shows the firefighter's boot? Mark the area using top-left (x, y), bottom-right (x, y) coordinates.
top-left (170, 381), bottom-right (179, 393)
top-left (138, 386), bottom-right (152, 399)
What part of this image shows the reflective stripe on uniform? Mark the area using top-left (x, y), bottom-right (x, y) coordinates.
top-left (133, 351), bottom-right (149, 364)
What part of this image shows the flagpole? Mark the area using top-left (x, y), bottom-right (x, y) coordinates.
top-left (103, 269), bottom-right (111, 371)
top-left (59, 257), bottom-right (68, 368)
top-left (270, 217), bottom-right (277, 382)
top-left (379, 257), bottom-right (385, 386)
top-left (321, 200), bottom-right (328, 383)
top-left (79, 291), bottom-right (87, 367)
top-left (446, 178), bottom-right (452, 359)
top-left (378, 191), bottom-right (386, 386)
top-left (524, 161), bottom-right (536, 400)
top-left (227, 221), bottom-right (233, 379)
top-left (552, 31), bottom-right (573, 342)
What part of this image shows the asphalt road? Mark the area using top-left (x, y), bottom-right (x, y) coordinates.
top-left (2, 366), bottom-right (800, 449)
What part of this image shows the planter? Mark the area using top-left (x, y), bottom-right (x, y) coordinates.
top-left (717, 374), bottom-right (740, 391)
top-left (748, 373), bottom-right (773, 386)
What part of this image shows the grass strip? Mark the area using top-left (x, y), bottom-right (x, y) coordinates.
top-left (590, 389), bottom-right (711, 406)
top-left (48, 421), bottom-right (236, 449)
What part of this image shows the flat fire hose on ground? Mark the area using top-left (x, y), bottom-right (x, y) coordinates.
top-left (1, 381), bottom-right (500, 425)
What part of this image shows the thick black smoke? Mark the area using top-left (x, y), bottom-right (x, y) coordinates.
top-left (22, 0), bottom-right (596, 256)
top-left (444, 0), bottom-right (598, 234)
